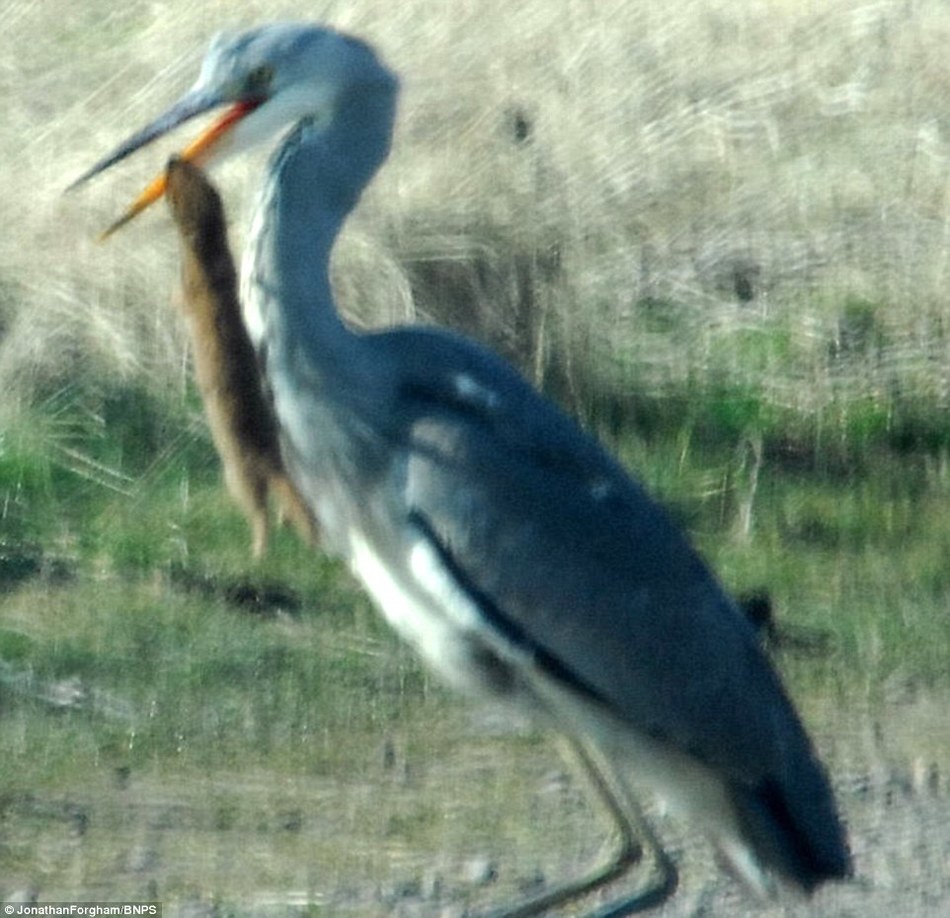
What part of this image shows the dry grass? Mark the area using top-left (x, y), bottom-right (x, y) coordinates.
top-left (3, 0), bottom-right (950, 421)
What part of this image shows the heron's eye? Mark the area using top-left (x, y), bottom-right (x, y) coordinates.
top-left (245, 65), bottom-right (274, 96)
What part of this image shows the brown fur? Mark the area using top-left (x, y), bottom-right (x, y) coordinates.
top-left (164, 157), bottom-right (317, 558)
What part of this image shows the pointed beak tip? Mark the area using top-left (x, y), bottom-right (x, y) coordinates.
top-left (71, 93), bottom-right (256, 238)
top-left (65, 169), bottom-right (95, 195)
top-left (97, 218), bottom-right (125, 243)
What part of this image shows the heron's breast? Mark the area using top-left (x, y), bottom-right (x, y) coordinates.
top-left (348, 531), bottom-right (525, 698)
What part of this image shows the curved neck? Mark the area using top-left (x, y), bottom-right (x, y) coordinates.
top-left (244, 74), bottom-right (397, 360)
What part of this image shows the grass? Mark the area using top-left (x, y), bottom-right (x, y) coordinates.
top-left (5, 0), bottom-right (950, 426)
top-left (0, 389), bottom-right (397, 794)
top-left (2, 0), bottom-right (950, 907)
top-left (2, 389), bottom-right (949, 905)
top-left (3, 382), bottom-right (948, 702)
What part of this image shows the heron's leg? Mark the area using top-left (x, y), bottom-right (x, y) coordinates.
top-left (483, 735), bottom-right (677, 917)
top-left (569, 738), bottom-right (678, 917)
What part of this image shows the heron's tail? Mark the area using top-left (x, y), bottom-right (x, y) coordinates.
top-left (728, 751), bottom-right (852, 894)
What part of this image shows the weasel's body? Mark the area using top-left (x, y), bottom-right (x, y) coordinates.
top-left (165, 158), bottom-right (316, 557)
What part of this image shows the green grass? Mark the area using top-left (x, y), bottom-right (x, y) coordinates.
top-left (1, 373), bottom-right (948, 907)
top-left (4, 387), bottom-right (949, 707)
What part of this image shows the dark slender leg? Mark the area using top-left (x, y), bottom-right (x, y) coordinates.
top-left (483, 735), bottom-right (678, 917)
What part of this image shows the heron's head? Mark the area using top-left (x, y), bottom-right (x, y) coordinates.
top-left (68, 23), bottom-right (397, 237)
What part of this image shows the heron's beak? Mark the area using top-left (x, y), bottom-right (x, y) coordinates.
top-left (68, 90), bottom-right (262, 239)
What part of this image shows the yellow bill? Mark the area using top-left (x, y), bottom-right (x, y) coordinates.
top-left (97, 100), bottom-right (259, 240)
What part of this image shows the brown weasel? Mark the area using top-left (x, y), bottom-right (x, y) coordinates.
top-left (164, 157), bottom-right (317, 558)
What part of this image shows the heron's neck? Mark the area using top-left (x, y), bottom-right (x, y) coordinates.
top-left (244, 77), bottom-right (397, 362)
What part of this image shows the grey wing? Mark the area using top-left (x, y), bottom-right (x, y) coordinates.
top-left (398, 376), bottom-right (797, 785)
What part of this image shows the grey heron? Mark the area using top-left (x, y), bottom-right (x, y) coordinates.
top-left (70, 23), bottom-right (851, 914)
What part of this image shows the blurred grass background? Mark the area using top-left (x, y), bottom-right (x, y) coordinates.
top-left (3, 0), bottom-right (950, 434)
top-left (1, 0), bottom-right (950, 908)
top-left (2, 0), bottom-right (948, 669)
